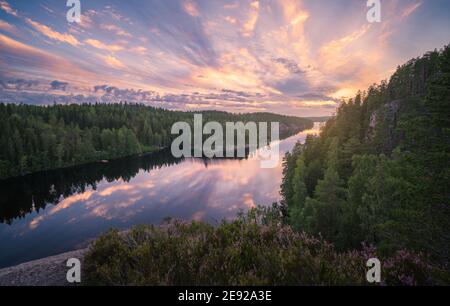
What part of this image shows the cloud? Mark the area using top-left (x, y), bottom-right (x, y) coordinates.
top-left (130, 46), bottom-right (148, 55)
top-left (273, 58), bottom-right (304, 75)
top-left (50, 80), bottom-right (69, 91)
top-left (320, 24), bottom-right (371, 59)
top-left (104, 5), bottom-right (132, 25)
top-left (224, 16), bottom-right (237, 24)
top-left (26, 18), bottom-right (81, 46)
top-left (98, 54), bottom-right (127, 69)
top-left (224, 2), bottom-right (239, 10)
top-left (0, 92), bottom-right (95, 105)
top-left (241, 1), bottom-right (259, 37)
top-left (221, 89), bottom-right (254, 98)
top-left (183, 0), bottom-right (200, 17)
top-left (2, 79), bottom-right (270, 111)
top-left (0, 34), bottom-right (99, 86)
top-left (93, 85), bottom-right (109, 92)
top-left (76, 9), bottom-right (97, 29)
top-left (100, 23), bottom-right (132, 37)
top-left (0, 20), bottom-right (17, 34)
top-left (0, 33), bottom-right (67, 69)
top-left (1, 0), bottom-right (448, 117)
top-left (401, 2), bottom-right (422, 19)
top-left (0, 78), bottom-right (40, 90)
top-left (85, 39), bottom-right (124, 52)
top-left (296, 93), bottom-right (338, 102)
top-left (93, 84), bottom-right (154, 101)
top-left (0, 0), bottom-right (17, 17)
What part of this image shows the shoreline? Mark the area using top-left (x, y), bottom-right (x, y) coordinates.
top-left (0, 124), bottom-right (312, 181)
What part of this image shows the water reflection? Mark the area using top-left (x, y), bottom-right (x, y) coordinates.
top-left (0, 123), bottom-right (321, 268)
top-left (0, 149), bottom-right (182, 225)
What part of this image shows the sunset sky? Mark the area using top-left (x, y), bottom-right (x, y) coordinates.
top-left (0, 0), bottom-right (449, 116)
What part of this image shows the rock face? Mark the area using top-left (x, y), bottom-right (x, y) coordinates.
top-left (366, 100), bottom-right (402, 145)
top-left (0, 249), bottom-right (87, 286)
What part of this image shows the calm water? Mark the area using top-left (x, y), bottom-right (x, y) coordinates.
top-left (0, 123), bottom-right (321, 268)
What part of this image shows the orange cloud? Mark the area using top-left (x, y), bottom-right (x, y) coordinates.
top-left (130, 46), bottom-right (148, 55)
top-left (320, 25), bottom-right (371, 57)
top-left (100, 23), bottom-right (132, 37)
top-left (241, 1), bottom-right (259, 37)
top-left (85, 38), bottom-right (124, 52)
top-left (183, 0), bottom-right (200, 17)
top-left (224, 16), bottom-right (237, 24)
top-left (26, 18), bottom-right (81, 46)
top-left (51, 191), bottom-right (95, 215)
top-left (29, 190), bottom-right (94, 229)
top-left (0, 19), bottom-right (16, 34)
top-left (98, 54), bottom-right (127, 69)
top-left (98, 184), bottom-right (133, 197)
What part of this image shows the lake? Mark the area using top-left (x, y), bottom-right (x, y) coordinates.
top-left (0, 123), bottom-right (321, 268)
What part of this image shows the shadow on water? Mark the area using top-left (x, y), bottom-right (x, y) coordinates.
top-left (0, 149), bottom-right (183, 225)
top-left (0, 144), bottom-right (269, 224)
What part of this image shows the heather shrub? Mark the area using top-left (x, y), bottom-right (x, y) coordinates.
top-left (83, 205), bottom-right (448, 285)
top-left (382, 250), bottom-right (449, 286)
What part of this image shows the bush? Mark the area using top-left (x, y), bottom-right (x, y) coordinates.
top-left (83, 205), bottom-right (448, 286)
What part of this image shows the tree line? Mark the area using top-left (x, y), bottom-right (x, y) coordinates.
top-left (281, 44), bottom-right (450, 266)
top-left (0, 103), bottom-right (312, 179)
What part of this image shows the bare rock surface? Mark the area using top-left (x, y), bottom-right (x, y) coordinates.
top-left (0, 249), bottom-right (87, 286)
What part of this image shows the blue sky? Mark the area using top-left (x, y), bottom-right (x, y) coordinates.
top-left (0, 0), bottom-right (449, 116)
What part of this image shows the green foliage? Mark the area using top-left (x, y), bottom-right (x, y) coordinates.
top-left (282, 45), bottom-right (450, 266)
top-left (288, 156), bottom-right (307, 230)
top-left (0, 103), bottom-right (312, 179)
top-left (83, 206), bottom-right (447, 286)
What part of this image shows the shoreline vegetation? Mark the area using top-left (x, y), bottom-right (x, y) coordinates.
top-left (0, 104), bottom-right (313, 180)
top-left (82, 206), bottom-right (448, 286)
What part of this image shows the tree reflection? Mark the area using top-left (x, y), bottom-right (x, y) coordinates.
top-left (0, 149), bottom-right (182, 224)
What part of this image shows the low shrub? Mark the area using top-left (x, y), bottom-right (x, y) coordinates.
top-left (83, 205), bottom-right (448, 285)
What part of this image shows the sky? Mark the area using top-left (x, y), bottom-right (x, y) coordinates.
top-left (0, 0), bottom-right (449, 116)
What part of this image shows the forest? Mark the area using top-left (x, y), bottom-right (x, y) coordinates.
top-left (0, 104), bottom-right (312, 179)
top-left (281, 45), bottom-right (450, 267)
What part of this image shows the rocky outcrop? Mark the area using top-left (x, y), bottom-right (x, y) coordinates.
top-left (0, 249), bottom-right (87, 286)
top-left (366, 100), bottom-right (402, 143)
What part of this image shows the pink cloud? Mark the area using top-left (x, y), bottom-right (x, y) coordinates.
top-left (0, 0), bottom-right (18, 17)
